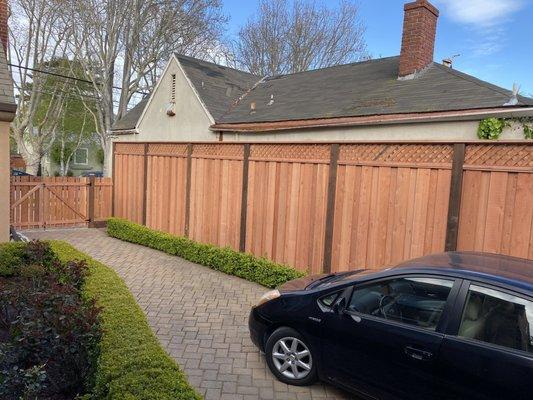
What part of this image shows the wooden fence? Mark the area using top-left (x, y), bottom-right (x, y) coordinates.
top-left (113, 141), bottom-right (533, 273)
top-left (11, 176), bottom-right (113, 229)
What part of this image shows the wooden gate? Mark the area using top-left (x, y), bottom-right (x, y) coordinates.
top-left (10, 176), bottom-right (113, 229)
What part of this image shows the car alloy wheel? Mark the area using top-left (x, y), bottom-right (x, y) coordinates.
top-left (271, 336), bottom-right (313, 380)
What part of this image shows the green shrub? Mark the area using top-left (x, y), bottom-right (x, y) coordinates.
top-left (107, 218), bottom-right (306, 288)
top-left (0, 242), bottom-right (25, 276)
top-left (49, 241), bottom-right (201, 400)
top-left (0, 241), bottom-right (57, 277)
top-left (0, 242), bottom-right (101, 400)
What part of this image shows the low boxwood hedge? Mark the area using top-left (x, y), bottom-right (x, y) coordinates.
top-left (107, 218), bottom-right (306, 288)
top-left (49, 241), bottom-right (201, 400)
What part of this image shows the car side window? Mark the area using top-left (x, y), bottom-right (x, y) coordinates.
top-left (458, 285), bottom-right (533, 354)
top-left (348, 276), bottom-right (454, 330)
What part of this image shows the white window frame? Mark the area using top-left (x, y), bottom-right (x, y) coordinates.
top-left (74, 148), bottom-right (89, 165)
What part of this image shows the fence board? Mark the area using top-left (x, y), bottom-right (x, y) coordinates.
top-left (10, 177), bottom-right (112, 229)
top-left (113, 141), bottom-right (532, 273)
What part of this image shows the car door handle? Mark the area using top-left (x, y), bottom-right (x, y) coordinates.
top-left (404, 346), bottom-right (433, 361)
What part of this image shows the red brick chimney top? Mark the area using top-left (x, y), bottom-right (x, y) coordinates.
top-left (399, 0), bottom-right (439, 79)
top-left (0, 0), bottom-right (9, 54)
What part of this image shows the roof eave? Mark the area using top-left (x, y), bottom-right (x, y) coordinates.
top-left (211, 107), bottom-right (533, 133)
top-left (0, 103), bottom-right (16, 122)
top-left (110, 128), bottom-right (139, 135)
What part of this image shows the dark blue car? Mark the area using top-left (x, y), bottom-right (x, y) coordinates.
top-left (249, 252), bottom-right (533, 399)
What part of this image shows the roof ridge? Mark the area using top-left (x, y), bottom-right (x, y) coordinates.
top-left (431, 62), bottom-right (520, 103)
top-left (265, 56), bottom-right (399, 81)
top-left (174, 53), bottom-right (260, 79)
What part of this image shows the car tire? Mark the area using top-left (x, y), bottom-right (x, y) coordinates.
top-left (265, 327), bottom-right (318, 386)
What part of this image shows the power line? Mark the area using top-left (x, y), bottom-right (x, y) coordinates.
top-left (8, 63), bottom-right (151, 96)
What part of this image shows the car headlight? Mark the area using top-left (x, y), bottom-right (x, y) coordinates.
top-left (256, 289), bottom-right (280, 307)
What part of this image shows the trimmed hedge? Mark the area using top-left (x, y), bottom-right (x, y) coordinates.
top-left (49, 241), bottom-right (201, 400)
top-left (107, 218), bottom-right (306, 288)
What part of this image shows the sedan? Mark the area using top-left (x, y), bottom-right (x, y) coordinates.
top-left (249, 252), bottom-right (533, 400)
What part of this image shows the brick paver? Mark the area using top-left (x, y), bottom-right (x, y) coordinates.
top-left (25, 228), bottom-right (354, 400)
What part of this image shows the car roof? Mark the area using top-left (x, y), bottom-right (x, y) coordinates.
top-left (392, 252), bottom-right (533, 292)
top-left (330, 252), bottom-right (533, 294)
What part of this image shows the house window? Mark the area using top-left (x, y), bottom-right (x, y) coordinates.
top-left (74, 148), bottom-right (89, 165)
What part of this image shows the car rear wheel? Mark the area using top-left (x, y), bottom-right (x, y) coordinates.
top-left (265, 327), bottom-right (318, 386)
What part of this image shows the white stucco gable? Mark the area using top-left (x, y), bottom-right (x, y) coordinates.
top-left (133, 55), bottom-right (216, 142)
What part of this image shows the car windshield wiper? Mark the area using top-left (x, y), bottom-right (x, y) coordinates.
top-left (306, 274), bottom-right (337, 289)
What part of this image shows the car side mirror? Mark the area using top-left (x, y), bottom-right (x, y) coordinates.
top-left (332, 297), bottom-right (346, 315)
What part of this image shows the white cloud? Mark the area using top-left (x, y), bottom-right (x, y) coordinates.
top-left (435, 0), bottom-right (526, 58)
top-left (436, 0), bottom-right (525, 27)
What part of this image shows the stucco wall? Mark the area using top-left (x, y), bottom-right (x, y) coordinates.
top-left (221, 120), bottom-right (526, 142)
top-left (0, 122), bottom-right (9, 241)
top-left (134, 57), bottom-right (213, 142)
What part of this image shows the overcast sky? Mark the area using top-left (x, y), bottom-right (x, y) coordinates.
top-left (223, 0), bottom-right (533, 96)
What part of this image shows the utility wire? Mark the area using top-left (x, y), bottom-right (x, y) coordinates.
top-left (8, 63), bottom-right (151, 96)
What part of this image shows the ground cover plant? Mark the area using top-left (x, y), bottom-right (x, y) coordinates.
top-left (0, 241), bottom-right (101, 400)
top-left (107, 218), bottom-right (306, 288)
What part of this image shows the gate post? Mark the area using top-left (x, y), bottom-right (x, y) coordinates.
top-left (88, 176), bottom-right (96, 228)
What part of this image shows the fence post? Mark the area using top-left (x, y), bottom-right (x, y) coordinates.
top-left (88, 176), bottom-right (96, 228)
top-left (239, 144), bottom-right (251, 252)
top-left (184, 143), bottom-right (193, 237)
top-left (322, 143), bottom-right (340, 273)
top-left (111, 143), bottom-right (116, 217)
top-left (445, 143), bottom-right (466, 251)
top-left (142, 143), bottom-right (149, 225)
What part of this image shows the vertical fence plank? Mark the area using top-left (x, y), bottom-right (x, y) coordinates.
top-left (323, 144), bottom-right (340, 273)
top-left (184, 143), bottom-right (193, 237)
top-left (239, 144), bottom-right (251, 252)
top-left (445, 143), bottom-right (466, 251)
top-left (88, 176), bottom-right (96, 228)
top-left (142, 143), bottom-right (149, 225)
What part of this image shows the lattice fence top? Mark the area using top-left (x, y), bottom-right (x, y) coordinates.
top-left (339, 144), bottom-right (454, 165)
top-left (250, 144), bottom-right (330, 162)
top-left (148, 143), bottom-right (188, 157)
top-left (465, 144), bottom-right (532, 168)
top-left (192, 144), bottom-right (244, 159)
top-left (114, 143), bottom-right (145, 155)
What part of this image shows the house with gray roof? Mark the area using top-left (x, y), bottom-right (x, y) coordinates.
top-left (111, 0), bottom-right (533, 146)
top-left (0, 0), bottom-right (17, 242)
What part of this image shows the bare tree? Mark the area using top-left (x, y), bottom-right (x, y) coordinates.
top-left (64, 0), bottom-right (226, 175)
top-left (10, 0), bottom-right (72, 175)
top-left (235, 0), bottom-right (367, 76)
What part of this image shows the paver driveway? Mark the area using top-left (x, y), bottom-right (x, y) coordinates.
top-left (25, 228), bottom-right (354, 400)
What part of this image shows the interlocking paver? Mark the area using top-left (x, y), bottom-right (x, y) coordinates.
top-left (25, 228), bottom-right (355, 400)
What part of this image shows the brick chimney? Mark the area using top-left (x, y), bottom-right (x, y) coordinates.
top-left (399, 0), bottom-right (439, 79)
top-left (0, 0), bottom-right (8, 54)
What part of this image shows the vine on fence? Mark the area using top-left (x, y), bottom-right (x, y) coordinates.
top-left (478, 117), bottom-right (533, 140)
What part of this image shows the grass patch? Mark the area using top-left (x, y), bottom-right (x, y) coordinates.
top-left (107, 218), bottom-right (306, 288)
top-left (49, 241), bottom-right (201, 400)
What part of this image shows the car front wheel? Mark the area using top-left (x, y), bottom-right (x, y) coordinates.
top-left (265, 327), bottom-right (318, 386)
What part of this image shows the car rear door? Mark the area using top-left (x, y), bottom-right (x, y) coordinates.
top-left (321, 275), bottom-right (461, 399)
top-left (436, 281), bottom-right (533, 400)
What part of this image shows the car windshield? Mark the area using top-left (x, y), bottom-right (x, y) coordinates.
top-left (310, 269), bottom-right (372, 289)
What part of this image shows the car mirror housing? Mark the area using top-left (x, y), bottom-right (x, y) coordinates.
top-left (332, 297), bottom-right (346, 315)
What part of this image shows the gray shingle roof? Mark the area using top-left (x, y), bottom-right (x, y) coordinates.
top-left (112, 54), bottom-right (533, 130)
top-left (176, 54), bottom-right (260, 119)
top-left (0, 48), bottom-right (16, 114)
top-left (219, 56), bottom-right (533, 124)
top-left (111, 98), bottom-right (149, 132)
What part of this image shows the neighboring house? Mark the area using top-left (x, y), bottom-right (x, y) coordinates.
top-left (0, 0), bottom-right (16, 241)
top-left (44, 137), bottom-right (103, 177)
top-left (10, 154), bottom-right (25, 171)
top-left (112, 0), bottom-right (533, 152)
